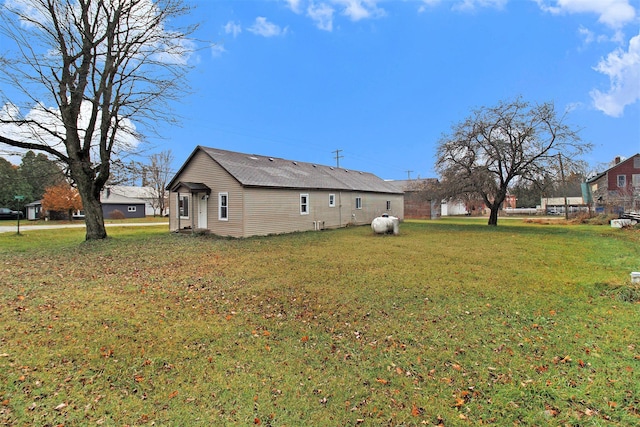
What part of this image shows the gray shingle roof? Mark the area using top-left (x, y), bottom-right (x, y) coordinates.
top-left (198, 146), bottom-right (402, 194)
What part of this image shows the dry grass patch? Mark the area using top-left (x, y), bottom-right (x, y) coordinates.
top-left (0, 220), bottom-right (638, 425)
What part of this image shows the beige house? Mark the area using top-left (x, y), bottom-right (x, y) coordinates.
top-left (167, 146), bottom-right (404, 237)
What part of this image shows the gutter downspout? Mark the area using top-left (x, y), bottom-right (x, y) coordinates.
top-left (339, 191), bottom-right (342, 228)
top-left (176, 193), bottom-right (180, 231)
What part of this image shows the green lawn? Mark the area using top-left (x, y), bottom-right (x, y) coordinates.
top-left (0, 219), bottom-right (638, 426)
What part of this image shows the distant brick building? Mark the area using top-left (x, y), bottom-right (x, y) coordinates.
top-left (586, 154), bottom-right (640, 213)
top-left (387, 179), bottom-right (441, 219)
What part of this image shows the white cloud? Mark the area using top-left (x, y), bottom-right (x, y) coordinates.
top-left (452, 0), bottom-right (508, 12)
top-left (308, 2), bottom-right (335, 31)
top-left (534, 0), bottom-right (637, 28)
top-left (210, 43), bottom-right (226, 57)
top-left (223, 21), bottom-right (242, 38)
top-left (1, 101), bottom-right (139, 161)
top-left (418, 0), bottom-right (442, 13)
top-left (285, 0), bottom-right (303, 14)
top-left (332, 0), bottom-right (385, 21)
top-left (247, 17), bottom-right (287, 37)
top-left (590, 32), bottom-right (640, 117)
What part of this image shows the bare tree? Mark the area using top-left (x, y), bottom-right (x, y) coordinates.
top-left (0, 0), bottom-right (195, 240)
top-left (146, 149), bottom-right (173, 216)
top-left (435, 98), bottom-right (590, 226)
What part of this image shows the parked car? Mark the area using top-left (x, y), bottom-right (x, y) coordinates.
top-left (0, 207), bottom-right (24, 219)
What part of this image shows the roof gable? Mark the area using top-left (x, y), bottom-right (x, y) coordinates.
top-left (100, 190), bottom-right (146, 205)
top-left (170, 146), bottom-right (402, 194)
top-left (587, 153), bottom-right (640, 182)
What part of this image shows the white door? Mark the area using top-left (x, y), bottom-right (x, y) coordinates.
top-left (198, 194), bottom-right (208, 229)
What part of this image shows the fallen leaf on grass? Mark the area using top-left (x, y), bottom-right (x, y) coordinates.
top-left (168, 390), bottom-right (178, 399)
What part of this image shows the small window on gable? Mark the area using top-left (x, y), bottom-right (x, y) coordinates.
top-left (634, 157), bottom-right (640, 169)
top-left (356, 197), bottom-right (362, 210)
top-left (329, 194), bottom-right (335, 207)
top-left (617, 175), bottom-right (627, 188)
top-left (128, 206), bottom-right (136, 212)
top-left (219, 192), bottom-right (228, 220)
top-left (179, 194), bottom-right (189, 218)
top-left (300, 194), bottom-right (309, 215)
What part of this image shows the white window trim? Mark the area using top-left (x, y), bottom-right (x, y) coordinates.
top-left (179, 193), bottom-right (189, 219)
top-left (329, 193), bottom-right (335, 207)
top-left (355, 197), bottom-right (362, 210)
top-left (300, 193), bottom-right (309, 215)
top-left (617, 174), bottom-right (626, 188)
top-left (218, 192), bottom-right (229, 221)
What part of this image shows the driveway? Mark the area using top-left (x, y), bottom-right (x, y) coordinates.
top-left (0, 222), bottom-right (168, 234)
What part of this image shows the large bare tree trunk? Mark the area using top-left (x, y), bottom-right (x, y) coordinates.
top-left (488, 207), bottom-right (499, 226)
top-left (72, 163), bottom-right (107, 240)
top-left (83, 197), bottom-right (107, 240)
top-left (0, 0), bottom-right (195, 241)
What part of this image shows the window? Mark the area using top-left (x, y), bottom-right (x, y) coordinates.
top-left (635, 157), bottom-right (640, 169)
top-left (329, 194), bottom-right (335, 207)
top-left (128, 206), bottom-right (136, 212)
top-left (633, 174), bottom-right (640, 187)
top-left (355, 197), bottom-right (362, 209)
top-left (617, 175), bottom-right (627, 188)
top-left (179, 194), bottom-right (189, 218)
top-left (300, 194), bottom-right (309, 214)
top-left (219, 192), bottom-right (228, 220)
top-left (386, 200), bottom-right (391, 210)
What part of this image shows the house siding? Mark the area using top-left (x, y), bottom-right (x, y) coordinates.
top-left (240, 189), bottom-right (403, 237)
top-left (103, 203), bottom-right (145, 219)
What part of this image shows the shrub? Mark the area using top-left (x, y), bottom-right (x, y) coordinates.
top-left (109, 209), bottom-right (126, 220)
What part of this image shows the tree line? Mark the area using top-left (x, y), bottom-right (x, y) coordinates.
top-left (0, 149), bottom-right (173, 220)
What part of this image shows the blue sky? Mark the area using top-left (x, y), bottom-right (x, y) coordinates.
top-left (2, 0), bottom-right (640, 180)
top-left (162, 0), bottom-right (640, 180)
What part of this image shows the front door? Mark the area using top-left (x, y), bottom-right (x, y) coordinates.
top-left (198, 194), bottom-right (208, 229)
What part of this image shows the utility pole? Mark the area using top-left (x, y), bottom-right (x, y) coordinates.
top-left (332, 149), bottom-right (343, 168)
top-left (406, 170), bottom-right (413, 180)
top-left (558, 153), bottom-right (569, 220)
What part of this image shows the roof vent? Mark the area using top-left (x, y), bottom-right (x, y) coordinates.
top-left (292, 161), bottom-right (297, 165)
top-left (330, 167), bottom-right (334, 170)
top-left (345, 170), bottom-right (349, 173)
top-left (249, 156), bottom-right (258, 160)
top-left (312, 164), bottom-right (317, 168)
top-left (269, 158), bottom-right (274, 162)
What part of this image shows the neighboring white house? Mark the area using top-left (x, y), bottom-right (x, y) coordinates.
top-left (441, 200), bottom-right (469, 216)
